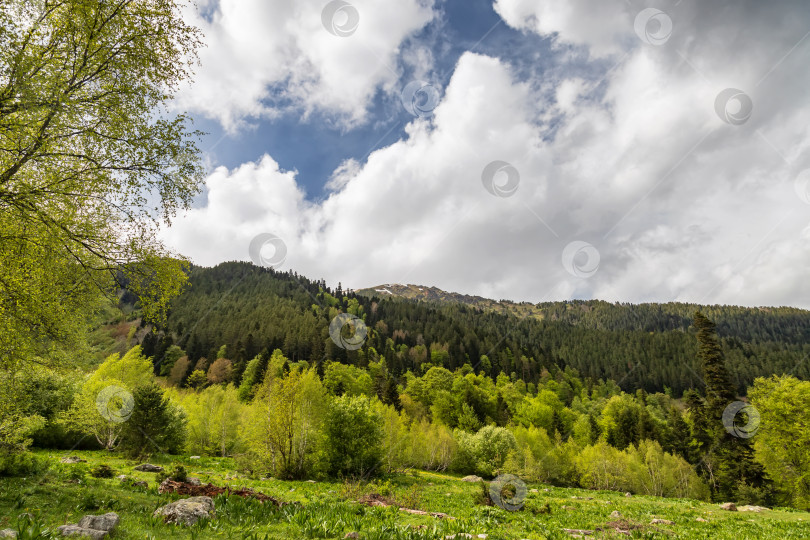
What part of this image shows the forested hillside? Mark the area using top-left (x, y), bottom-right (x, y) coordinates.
top-left (138, 262), bottom-right (810, 397)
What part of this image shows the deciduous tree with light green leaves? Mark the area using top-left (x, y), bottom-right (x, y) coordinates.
top-left (749, 375), bottom-right (810, 510)
top-left (59, 346), bottom-right (154, 450)
top-left (0, 0), bottom-right (203, 374)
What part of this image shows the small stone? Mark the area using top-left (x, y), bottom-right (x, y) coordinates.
top-left (461, 475), bottom-right (483, 482)
top-left (133, 480), bottom-right (147, 488)
top-left (60, 456), bottom-right (86, 464)
top-left (624, 492), bottom-right (632, 497)
top-left (571, 496), bottom-right (593, 500)
top-left (609, 511), bottom-right (622, 518)
top-left (186, 477), bottom-right (202, 486)
top-left (189, 456), bottom-right (201, 459)
top-left (650, 518), bottom-right (674, 525)
top-left (115, 475), bottom-right (128, 481)
top-left (133, 464), bottom-right (163, 473)
top-left (307, 480), bottom-right (316, 483)
top-left (530, 489), bottom-right (539, 493)
top-left (344, 533), bottom-right (360, 539)
top-left (719, 502), bottom-right (737, 511)
top-left (696, 517), bottom-right (708, 522)
top-left (0, 529), bottom-right (17, 538)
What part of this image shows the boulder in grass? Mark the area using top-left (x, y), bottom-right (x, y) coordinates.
top-left (461, 475), bottom-right (483, 482)
top-left (78, 512), bottom-right (119, 532)
top-left (154, 496), bottom-right (215, 526)
top-left (57, 525), bottom-right (108, 539)
top-left (650, 518), bottom-right (674, 525)
top-left (738, 505), bottom-right (769, 513)
top-left (133, 463), bottom-right (164, 472)
top-left (0, 529), bottom-right (16, 538)
top-left (57, 511), bottom-right (119, 539)
top-left (719, 502), bottom-right (737, 511)
top-left (60, 456), bottom-right (86, 464)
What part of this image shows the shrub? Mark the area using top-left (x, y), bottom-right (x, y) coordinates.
top-left (324, 394), bottom-right (383, 478)
top-left (0, 452), bottom-right (48, 477)
top-left (90, 464), bottom-right (115, 478)
top-left (157, 464), bottom-right (188, 483)
top-left (118, 383), bottom-right (186, 458)
top-left (455, 425), bottom-right (516, 477)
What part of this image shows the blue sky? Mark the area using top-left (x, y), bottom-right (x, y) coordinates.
top-left (163, 0), bottom-right (810, 308)
top-left (193, 0), bottom-right (562, 199)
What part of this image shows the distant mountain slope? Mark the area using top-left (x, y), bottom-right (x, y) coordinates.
top-left (355, 283), bottom-right (544, 319)
top-left (135, 262), bottom-right (810, 396)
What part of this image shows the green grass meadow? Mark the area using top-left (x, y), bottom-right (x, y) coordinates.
top-left (0, 450), bottom-right (808, 539)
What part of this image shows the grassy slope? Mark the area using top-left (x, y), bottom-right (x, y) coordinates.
top-left (0, 451), bottom-right (807, 539)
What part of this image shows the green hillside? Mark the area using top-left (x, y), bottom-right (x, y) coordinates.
top-left (141, 262), bottom-right (810, 397)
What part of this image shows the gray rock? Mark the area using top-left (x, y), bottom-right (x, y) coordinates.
top-left (0, 529), bottom-right (16, 538)
top-left (624, 492), bottom-right (632, 497)
top-left (78, 512), bottom-right (119, 532)
top-left (60, 456), bottom-right (86, 464)
top-left (154, 496), bottom-right (215, 526)
top-left (344, 534), bottom-right (360, 539)
top-left (461, 475), bottom-right (483, 482)
top-left (719, 502), bottom-right (737, 511)
top-left (186, 476), bottom-right (202, 486)
top-left (609, 511), bottom-right (622, 518)
top-left (134, 463), bottom-right (164, 472)
top-left (56, 525), bottom-right (108, 539)
top-left (189, 456), bottom-right (201, 459)
top-left (738, 505), bottom-right (769, 513)
top-left (650, 518), bottom-right (674, 525)
top-left (696, 517), bottom-right (709, 522)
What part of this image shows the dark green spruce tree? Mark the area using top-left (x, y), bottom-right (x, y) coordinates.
top-left (690, 312), bottom-right (768, 502)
